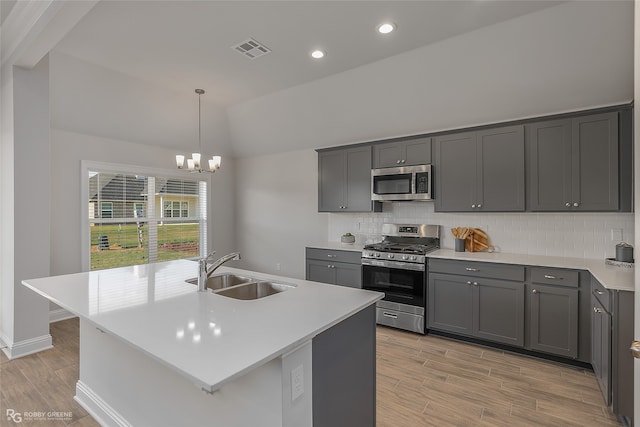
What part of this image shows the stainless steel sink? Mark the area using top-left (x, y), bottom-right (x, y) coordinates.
top-left (215, 281), bottom-right (296, 300)
top-left (185, 274), bottom-right (253, 291)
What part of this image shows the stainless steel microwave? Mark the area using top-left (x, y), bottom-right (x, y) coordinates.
top-left (371, 164), bottom-right (432, 201)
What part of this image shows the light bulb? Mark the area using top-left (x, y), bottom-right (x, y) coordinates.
top-left (176, 155), bottom-right (185, 169)
top-left (192, 153), bottom-right (201, 169)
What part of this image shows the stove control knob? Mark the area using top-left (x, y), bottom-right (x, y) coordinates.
top-left (388, 253), bottom-right (394, 259)
top-left (411, 255), bottom-right (417, 261)
top-left (375, 253), bottom-right (380, 258)
top-left (368, 252), bottom-right (374, 257)
top-left (402, 255), bottom-right (408, 260)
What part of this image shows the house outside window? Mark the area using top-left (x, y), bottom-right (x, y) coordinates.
top-left (84, 164), bottom-right (207, 271)
top-left (163, 201), bottom-right (189, 218)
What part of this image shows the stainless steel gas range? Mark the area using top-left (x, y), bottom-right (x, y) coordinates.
top-left (361, 223), bottom-right (440, 334)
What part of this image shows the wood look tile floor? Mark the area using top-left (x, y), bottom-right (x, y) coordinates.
top-left (0, 319), bottom-right (624, 427)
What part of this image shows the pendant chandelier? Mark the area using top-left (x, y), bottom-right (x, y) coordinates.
top-left (175, 89), bottom-right (221, 173)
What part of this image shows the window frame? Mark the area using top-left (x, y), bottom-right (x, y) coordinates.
top-left (81, 161), bottom-right (210, 272)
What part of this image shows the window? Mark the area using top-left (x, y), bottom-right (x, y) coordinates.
top-left (100, 202), bottom-right (113, 218)
top-left (84, 164), bottom-right (207, 271)
top-left (163, 201), bottom-right (189, 218)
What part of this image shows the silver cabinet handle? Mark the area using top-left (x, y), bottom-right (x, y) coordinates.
top-left (471, 204), bottom-right (476, 208)
top-left (465, 268), bottom-right (479, 272)
top-left (472, 282), bottom-right (478, 286)
top-left (383, 312), bottom-right (398, 319)
top-left (573, 202), bottom-right (579, 207)
top-left (593, 306), bottom-right (602, 314)
top-left (466, 281), bottom-right (472, 285)
top-left (532, 289), bottom-right (538, 293)
top-left (401, 159), bottom-right (406, 164)
top-left (327, 264), bottom-right (336, 268)
top-left (544, 275), bottom-right (561, 280)
top-left (327, 254), bottom-right (336, 258)
top-left (630, 341), bottom-right (640, 359)
top-left (477, 204), bottom-right (482, 208)
top-left (565, 202), bottom-right (571, 207)
top-left (396, 160), bottom-right (401, 164)
top-left (595, 289), bottom-right (604, 295)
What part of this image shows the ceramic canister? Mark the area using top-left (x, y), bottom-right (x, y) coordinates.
top-left (615, 242), bottom-right (634, 263)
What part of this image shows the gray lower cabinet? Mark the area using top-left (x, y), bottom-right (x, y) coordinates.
top-left (428, 269), bottom-right (524, 347)
top-left (428, 273), bottom-right (473, 336)
top-left (591, 277), bottom-right (634, 426)
top-left (434, 125), bottom-right (525, 212)
top-left (372, 136), bottom-right (432, 168)
top-left (592, 292), bottom-right (611, 405)
top-left (317, 146), bottom-right (381, 212)
top-left (527, 112), bottom-right (619, 211)
top-left (527, 283), bottom-right (578, 358)
top-left (305, 248), bottom-right (362, 288)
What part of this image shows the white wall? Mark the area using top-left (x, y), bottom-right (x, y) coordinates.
top-left (6, 57), bottom-right (52, 351)
top-left (235, 149), bottom-right (327, 279)
top-left (51, 52), bottom-right (233, 155)
top-left (49, 52), bottom-right (237, 277)
top-left (228, 1), bottom-right (633, 157)
top-left (50, 129), bottom-right (236, 276)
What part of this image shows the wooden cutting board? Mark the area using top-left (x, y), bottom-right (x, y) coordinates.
top-left (465, 228), bottom-right (490, 252)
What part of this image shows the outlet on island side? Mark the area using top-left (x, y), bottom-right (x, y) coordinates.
top-left (291, 364), bottom-right (304, 401)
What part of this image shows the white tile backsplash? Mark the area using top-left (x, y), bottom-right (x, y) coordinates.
top-left (328, 202), bottom-right (634, 260)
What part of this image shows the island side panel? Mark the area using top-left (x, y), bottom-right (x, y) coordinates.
top-left (76, 319), bottom-right (284, 427)
top-left (312, 304), bottom-right (376, 427)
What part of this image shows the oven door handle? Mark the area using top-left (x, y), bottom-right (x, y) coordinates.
top-left (361, 258), bottom-right (425, 272)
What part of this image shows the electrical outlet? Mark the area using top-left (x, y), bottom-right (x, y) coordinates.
top-left (291, 365), bottom-right (304, 401)
top-left (611, 229), bottom-right (623, 242)
top-left (276, 263), bottom-right (281, 271)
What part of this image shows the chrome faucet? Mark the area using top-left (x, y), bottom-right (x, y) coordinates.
top-left (197, 251), bottom-right (241, 292)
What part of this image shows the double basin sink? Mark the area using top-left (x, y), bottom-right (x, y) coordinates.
top-left (186, 274), bottom-right (296, 300)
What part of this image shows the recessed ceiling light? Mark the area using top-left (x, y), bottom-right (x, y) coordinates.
top-left (378, 23), bottom-right (396, 34)
top-left (311, 49), bottom-right (326, 59)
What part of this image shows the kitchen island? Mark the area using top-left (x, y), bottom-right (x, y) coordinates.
top-left (22, 260), bottom-right (383, 427)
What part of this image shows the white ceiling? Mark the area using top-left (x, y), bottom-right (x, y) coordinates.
top-left (53, 0), bottom-right (563, 108)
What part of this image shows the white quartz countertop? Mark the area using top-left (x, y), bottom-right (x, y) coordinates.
top-left (306, 242), bottom-right (364, 252)
top-left (428, 249), bottom-right (634, 292)
top-left (22, 260), bottom-right (382, 392)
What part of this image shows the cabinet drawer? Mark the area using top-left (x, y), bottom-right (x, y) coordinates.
top-left (306, 247), bottom-right (362, 264)
top-left (531, 267), bottom-right (579, 288)
top-left (591, 276), bottom-right (611, 312)
top-left (429, 259), bottom-right (524, 282)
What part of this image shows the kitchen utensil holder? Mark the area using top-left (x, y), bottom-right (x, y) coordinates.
top-left (454, 238), bottom-right (466, 252)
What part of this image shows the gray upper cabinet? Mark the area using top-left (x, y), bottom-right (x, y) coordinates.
top-left (373, 137), bottom-right (432, 168)
top-left (434, 125), bottom-right (524, 212)
top-left (318, 146), bottom-right (380, 212)
top-left (528, 112), bottom-right (619, 211)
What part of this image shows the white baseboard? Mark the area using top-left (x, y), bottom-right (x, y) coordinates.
top-left (1, 333), bottom-right (52, 359)
top-left (75, 380), bottom-right (131, 427)
top-left (49, 308), bottom-right (76, 323)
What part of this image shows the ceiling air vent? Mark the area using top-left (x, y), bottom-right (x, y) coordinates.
top-left (232, 38), bottom-right (271, 59)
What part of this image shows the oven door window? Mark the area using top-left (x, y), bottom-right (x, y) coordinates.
top-left (373, 174), bottom-right (412, 195)
top-left (362, 265), bottom-right (424, 306)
